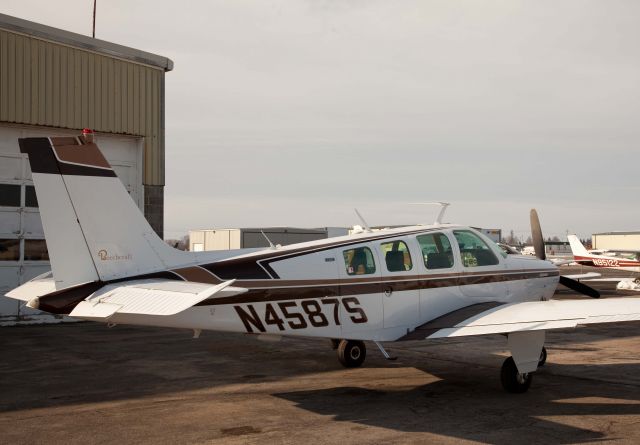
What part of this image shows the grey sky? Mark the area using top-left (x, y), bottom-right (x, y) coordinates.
top-left (5, 1), bottom-right (640, 240)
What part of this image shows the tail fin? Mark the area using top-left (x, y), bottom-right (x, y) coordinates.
top-left (567, 234), bottom-right (589, 257)
top-left (19, 135), bottom-right (189, 289)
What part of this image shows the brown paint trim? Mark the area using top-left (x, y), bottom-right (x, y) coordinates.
top-left (50, 137), bottom-right (80, 146)
top-left (171, 266), bottom-right (223, 284)
top-left (19, 137), bottom-right (117, 177)
top-left (196, 269), bottom-right (558, 307)
top-left (37, 282), bottom-right (104, 314)
top-left (398, 302), bottom-right (505, 341)
top-left (233, 268), bottom-right (557, 288)
top-left (52, 142), bottom-right (112, 169)
top-left (19, 138), bottom-right (61, 174)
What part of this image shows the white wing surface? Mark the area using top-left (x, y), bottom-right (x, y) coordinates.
top-left (406, 298), bottom-right (640, 340)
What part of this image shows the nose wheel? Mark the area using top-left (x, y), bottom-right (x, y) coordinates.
top-left (337, 340), bottom-right (366, 368)
top-left (500, 356), bottom-right (532, 393)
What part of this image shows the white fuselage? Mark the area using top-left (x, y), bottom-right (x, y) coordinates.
top-left (106, 225), bottom-right (559, 342)
top-left (574, 252), bottom-right (640, 273)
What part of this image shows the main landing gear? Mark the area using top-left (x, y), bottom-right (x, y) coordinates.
top-left (538, 346), bottom-right (547, 367)
top-left (500, 331), bottom-right (546, 393)
top-left (501, 357), bottom-right (532, 393)
top-left (500, 346), bottom-right (546, 393)
top-left (336, 339), bottom-right (367, 368)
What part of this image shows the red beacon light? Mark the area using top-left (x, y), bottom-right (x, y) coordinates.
top-left (81, 128), bottom-right (94, 144)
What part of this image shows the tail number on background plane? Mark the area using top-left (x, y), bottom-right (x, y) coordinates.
top-left (593, 258), bottom-right (619, 267)
top-left (234, 297), bottom-right (368, 333)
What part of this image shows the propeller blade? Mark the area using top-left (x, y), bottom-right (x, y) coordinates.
top-left (559, 275), bottom-right (600, 299)
top-left (530, 209), bottom-right (546, 261)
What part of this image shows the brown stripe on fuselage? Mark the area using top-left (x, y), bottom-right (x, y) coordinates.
top-left (171, 266), bottom-right (223, 284)
top-left (195, 269), bottom-right (558, 306)
top-left (52, 142), bottom-right (112, 169)
top-left (231, 268), bottom-right (556, 288)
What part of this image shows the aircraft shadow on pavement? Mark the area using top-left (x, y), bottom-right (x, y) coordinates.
top-left (274, 362), bottom-right (640, 445)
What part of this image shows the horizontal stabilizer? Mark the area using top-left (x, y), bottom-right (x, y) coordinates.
top-left (5, 273), bottom-right (56, 302)
top-left (69, 279), bottom-right (246, 320)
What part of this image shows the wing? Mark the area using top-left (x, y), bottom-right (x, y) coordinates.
top-left (69, 278), bottom-right (247, 319)
top-left (403, 298), bottom-right (640, 340)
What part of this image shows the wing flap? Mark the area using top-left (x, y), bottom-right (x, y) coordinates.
top-left (69, 279), bottom-right (246, 319)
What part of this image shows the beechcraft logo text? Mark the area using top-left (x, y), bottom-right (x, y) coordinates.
top-left (98, 249), bottom-right (132, 261)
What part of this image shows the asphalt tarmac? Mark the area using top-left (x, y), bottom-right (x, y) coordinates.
top-left (1, 266), bottom-right (640, 444)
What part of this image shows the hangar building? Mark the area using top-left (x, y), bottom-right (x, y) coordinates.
top-left (0, 14), bottom-right (172, 322)
top-left (189, 227), bottom-right (348, 251)
top-left (592, 232), bottom-right (640, 251)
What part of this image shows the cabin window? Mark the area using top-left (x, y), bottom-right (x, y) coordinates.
top-left (380, 240), bottom-right (412, 272)
top-left (417, 233), bottom-right (454, 269)
top-left (343, 247), bottom-right (376, 275)
top-left (453, 230), bottom-right (499, 267)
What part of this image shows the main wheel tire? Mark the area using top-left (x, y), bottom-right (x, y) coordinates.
top-left (538, 347), bottom-right (547, 367)
top-left (500, 356), bottom-right (532, 393)
top-left (337, 340), bottom-right (366, 368)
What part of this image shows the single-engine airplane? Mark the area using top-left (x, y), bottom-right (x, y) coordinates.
top-left (567, 234), bottom-right (640, 290)
top-left (568, 234), bottom-right (640, 273)
top-left (7, 131), bottom-right (640, 393)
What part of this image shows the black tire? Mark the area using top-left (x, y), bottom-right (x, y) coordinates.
top-left (500, 356), bottom-right (532, 393)
top-left (538, 347), bottom-right (547, 367)
top-left (330, 339), bottom-right (340, 350)
top-left (337, 340), bottom-right (366, 368)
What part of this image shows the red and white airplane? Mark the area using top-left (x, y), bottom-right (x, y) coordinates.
top-left (7, 131), bottom-right (640, 393)
top-left (568, 235), bottom-right (640, 273)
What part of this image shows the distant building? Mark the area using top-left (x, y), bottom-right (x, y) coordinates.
top-left (189, 227), bottom-right (347, 251)
top-left (592, 232), bottom-right (640, 251)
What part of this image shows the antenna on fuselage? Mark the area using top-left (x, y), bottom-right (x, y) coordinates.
top-left (261, 230), bottom-right (276, 249)
top-left (354, 208), bottom-right (372, 232)
top-left (409, 202), bottom-right (451, 225)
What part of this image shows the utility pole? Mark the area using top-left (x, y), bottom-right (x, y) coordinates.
top-left (92, 0), bottom-right (97, 38)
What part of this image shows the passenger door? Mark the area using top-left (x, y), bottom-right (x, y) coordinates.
top-left (378, 238), bottom-right (420, 329)
top-left (339, 244), bottom-right (383, 336)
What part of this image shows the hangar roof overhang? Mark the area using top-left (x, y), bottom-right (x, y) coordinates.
top-left (0, 13), bottom-right (173, 71)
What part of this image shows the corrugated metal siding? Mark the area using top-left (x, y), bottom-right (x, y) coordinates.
top-left (0, 29), bottom-right (164, 185)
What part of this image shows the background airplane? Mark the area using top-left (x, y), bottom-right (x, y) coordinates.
top-left (567, 234), bottom-right (640, 290)
top-left (568, 234), bottom-right (640, 272)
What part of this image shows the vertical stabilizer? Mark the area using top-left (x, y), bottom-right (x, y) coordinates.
top-left (19, 135), bottom-right (189, 289)
top-left (567, 234), bottom-right (589, 258)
